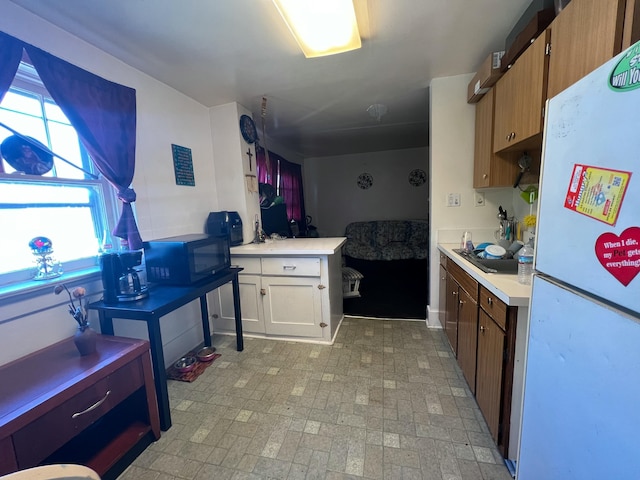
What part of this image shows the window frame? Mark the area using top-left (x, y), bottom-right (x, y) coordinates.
top-left (0, 63), bottom-right (119, 292)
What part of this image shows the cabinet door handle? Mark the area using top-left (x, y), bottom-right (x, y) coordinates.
top-left (480, 325), bottom-right (486, 333)
top-left (72, 390), bottom-right (111, 418)
top-left (283, 265), bottom-right (297, 270)
top-left (452, 291), bottom-right (458, 296)
top-left (487, 297), bottom-right (493, 305)
top-left (459, 299), bottom-right (464, 306)
top-left (260, 288), bottom-right (266, 296)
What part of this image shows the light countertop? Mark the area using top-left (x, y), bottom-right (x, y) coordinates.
top-left (438, 243), bottom-right (531, 307)
top-left (231, 237), bottom-right (346, 256)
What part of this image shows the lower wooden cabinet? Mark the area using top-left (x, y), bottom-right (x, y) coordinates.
top-left (476, 308), bottom-right (506, 441)
top-left (440, 254), bottom-right (518, 459)
top-left (438, 261), bottom-right (448, 334)
top-left (444, 271), bottom-right (459, 355)
top-left (456, 287), bottom-right (478, 394)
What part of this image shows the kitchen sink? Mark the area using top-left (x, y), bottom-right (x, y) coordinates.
top-left (453, 248), bottom-right (518, 274)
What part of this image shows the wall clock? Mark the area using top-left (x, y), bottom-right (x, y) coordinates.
top-left (357, 172), bottom-right (373, 189)
top-left (408, 168), bottom-right (427, 186)
top-left (239, 114), bottom-right (257, 144)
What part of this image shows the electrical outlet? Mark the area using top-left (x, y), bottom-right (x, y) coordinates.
top-left (474, 192), bottom-right (485, 207)
top-left (447, 193), bottom-right (461, 207)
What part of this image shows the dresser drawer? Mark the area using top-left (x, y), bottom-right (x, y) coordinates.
top-left (231, 256), bottom-right (261, 275)
top-left (479, 285), bottom-right (507, 331)
top-left (261, 257), bottom-right (321, 277)
top-left (13, 357), bottom-right (144, 468)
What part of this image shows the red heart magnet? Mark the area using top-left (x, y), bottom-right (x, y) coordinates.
top-left (595, 227), bottom-right (640, 286)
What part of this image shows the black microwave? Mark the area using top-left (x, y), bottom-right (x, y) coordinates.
top-left (143, 233), bottom-right (230, 285)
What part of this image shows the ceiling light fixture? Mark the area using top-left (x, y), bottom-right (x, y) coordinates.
top-left (273, 0), bottom-right (364, 58)
top-left (367, 103), bottom-right (388, 122)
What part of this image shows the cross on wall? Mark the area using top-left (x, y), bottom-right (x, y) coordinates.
top-left (246, 148), bottom-right (253, 172)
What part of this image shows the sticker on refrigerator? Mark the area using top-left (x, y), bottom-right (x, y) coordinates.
top-left (564, 164), bottom-right (631, 225)
top-left (609, 41), bottom-right (640, 91)
top-left (595, 227), bottom-right (640, 286)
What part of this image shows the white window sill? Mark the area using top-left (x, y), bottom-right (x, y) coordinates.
top-left (0, 267), bottom-right (102, 304)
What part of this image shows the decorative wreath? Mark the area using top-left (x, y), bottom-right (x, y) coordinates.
top-left (357, 172), bottom-right (373, 189)
top-left (408, 169), bottom-right (427, 186)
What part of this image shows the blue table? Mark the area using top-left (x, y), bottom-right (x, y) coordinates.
top-left (87, 267), bottom-right (243, 430)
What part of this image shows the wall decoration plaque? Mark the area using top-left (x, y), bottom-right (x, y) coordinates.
top-left (171, 144), bottom-right (195, 186)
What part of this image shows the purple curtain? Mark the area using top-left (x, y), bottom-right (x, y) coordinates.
top-left (0, 30), bottom-right (142, 250)
top-left (278, 158), bottom-right (306, 224)
top-left (0, 32), bottom-right (24, 174)
top-left (24, 44), bottom-right (142, 249)
top-left (256, 145), bottom-right (277, 186)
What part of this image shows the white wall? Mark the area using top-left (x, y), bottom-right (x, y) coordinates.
top-left (304, 147), bottom-right (429, 237)
top-left (0, 3), bottom-right (223, 366)
top-left (428, 74), bottom-right (515, 327)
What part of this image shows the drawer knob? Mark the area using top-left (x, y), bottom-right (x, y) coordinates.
top-left (283, 265), bottom-right (297, 270)
top-left (260, 288), bottom-right (266, 296)
top-left (72, 390), bottom-right (111, 418)
top-left (480, 325), bottom-right (486, 333)
top-left (452, 291), bottom-right (458, 296)
top-left (487, 297), bottom-right (493, 305)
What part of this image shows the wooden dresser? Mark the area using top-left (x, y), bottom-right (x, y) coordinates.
top-left (0, 335), bottom-right (160, 479)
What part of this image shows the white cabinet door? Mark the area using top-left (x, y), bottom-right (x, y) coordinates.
top-left (210, 274), bottom-right (265, 334)
top-left (262, 275), bottom-right (323, 337)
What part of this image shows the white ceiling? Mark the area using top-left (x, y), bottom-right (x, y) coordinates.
top-left (9, 0), bottom-right (533, 158)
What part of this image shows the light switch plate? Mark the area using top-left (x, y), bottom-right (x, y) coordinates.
top-left (447, 193), bottom-right (461, 207)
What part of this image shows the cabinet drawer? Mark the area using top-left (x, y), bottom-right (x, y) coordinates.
top-left (261, 257), bottom-right (321, 277)
top-left (479, 285), bottom-right (507, 330)
top-left (231, 256), bottom-right (261, 275)
top-left (13, 358), bottom-right (143, 468)
top-left (447, 260), bottom-right (478, 299)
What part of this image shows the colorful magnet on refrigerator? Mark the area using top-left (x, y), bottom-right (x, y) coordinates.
top-left (595, 226), bottom-right (640, 286)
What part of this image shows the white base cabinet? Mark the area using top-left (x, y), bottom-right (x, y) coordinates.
top-left (209, 242), bottom-right (344, 343)
top-left (262, 274), bottom-right (322, 337)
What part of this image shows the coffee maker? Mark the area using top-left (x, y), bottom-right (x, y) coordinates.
top-left (100, 250), bottom-right (149, 304)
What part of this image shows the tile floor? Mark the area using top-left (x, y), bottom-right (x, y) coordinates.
top-left (118, 317), bottom-right (513, 480)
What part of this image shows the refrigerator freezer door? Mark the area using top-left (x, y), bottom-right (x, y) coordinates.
top-left (517, 275), bottom-right (640, 479)
top-left (536, 45), bottom-right (640, 314)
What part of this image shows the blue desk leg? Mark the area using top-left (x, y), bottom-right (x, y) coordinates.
top-left (232, 273), bottom-right (244, 352)
top-left (97, 312), bottom-right (114, 335)
top-left (199, 295), bottom-right (212, 347)
top-left (147, 317), bottom-right (171, 431)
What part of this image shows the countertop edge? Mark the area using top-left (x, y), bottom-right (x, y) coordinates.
top-left (231, 237), bottom-right (347, 256)
top-left (438, 244), bottom-right (531, 307)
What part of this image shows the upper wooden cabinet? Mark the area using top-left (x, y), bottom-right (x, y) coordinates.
top-left (473, 88), bottom-right (520, 188)
top-left (547, 0), bottom-right (636, 99)
top-left (493, 29), bottom-right (550, 153)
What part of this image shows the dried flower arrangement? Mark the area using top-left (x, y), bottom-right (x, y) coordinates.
top-left (53, 284), bottom-right (89, 330)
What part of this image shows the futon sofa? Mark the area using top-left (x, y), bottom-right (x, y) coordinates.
top-left (342, 220), bottom-right (429, 319)
top-left (343, 220), bottom-right (429, 261)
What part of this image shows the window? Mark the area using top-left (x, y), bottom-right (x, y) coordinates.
top-left (0, 63), bottom-right (116, 286)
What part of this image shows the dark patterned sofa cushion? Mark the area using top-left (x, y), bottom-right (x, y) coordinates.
top-left (343, 220), bottom-right (429, 261)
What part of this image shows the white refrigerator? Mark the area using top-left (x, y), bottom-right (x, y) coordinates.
top-left (517, 41), bottom-right (640, 479)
